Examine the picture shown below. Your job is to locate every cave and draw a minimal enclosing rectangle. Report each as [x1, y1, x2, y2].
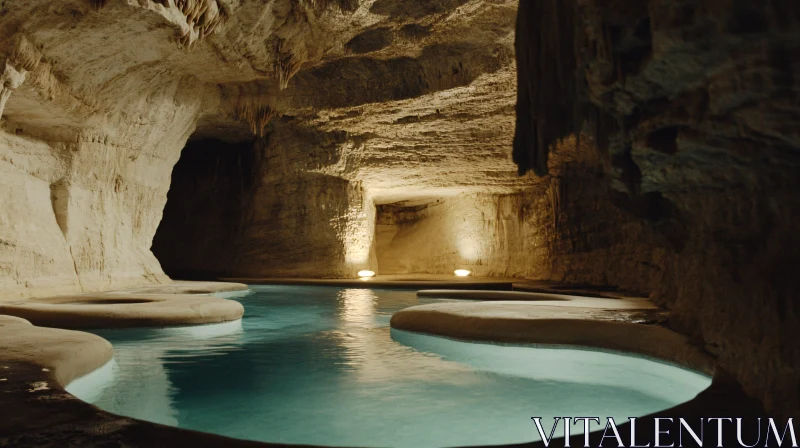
[0, 0, 798, 447]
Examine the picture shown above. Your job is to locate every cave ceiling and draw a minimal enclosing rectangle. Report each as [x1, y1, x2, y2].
[0, 0, 524, 204]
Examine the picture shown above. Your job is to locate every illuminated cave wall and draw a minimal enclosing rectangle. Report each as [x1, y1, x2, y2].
[0, 75, 201, 300]
[157, 127, 659, 290]
[375, 195, 528, 277]
[376, 143, 659, 290]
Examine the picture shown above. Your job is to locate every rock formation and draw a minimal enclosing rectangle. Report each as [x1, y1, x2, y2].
[0, 0, 797, 421]
[0, 0, 520, 290]
[514, 0, 800, 420]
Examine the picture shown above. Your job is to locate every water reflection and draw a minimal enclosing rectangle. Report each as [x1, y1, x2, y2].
[332, 288, 477, 385]
[68, 320, 243, 426]
[337, 288, 377, 327]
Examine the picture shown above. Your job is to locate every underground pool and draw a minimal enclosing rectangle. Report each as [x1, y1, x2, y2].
[66, 285, 711, 447]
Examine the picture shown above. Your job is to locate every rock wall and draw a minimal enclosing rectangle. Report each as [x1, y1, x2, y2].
[157, 122, 658, 287]
[375, 195, 523, 277]
[514, 0, 800, 419]
[375, 141, 659, 290]
[0, 0, 519, 296]
[0, 77, 203, 299]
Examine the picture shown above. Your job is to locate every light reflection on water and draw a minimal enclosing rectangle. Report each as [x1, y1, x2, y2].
[67, 286, 710, 448]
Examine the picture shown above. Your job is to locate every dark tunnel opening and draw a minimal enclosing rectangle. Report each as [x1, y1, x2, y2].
[152, 138, 259, 280]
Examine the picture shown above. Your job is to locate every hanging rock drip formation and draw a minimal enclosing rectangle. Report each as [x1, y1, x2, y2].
[88, 0, 228, 48]
[173, 0, 229, 48]
[235, 101, 279, 137]
[273, 38, 304, 90]
[512, 0, 579, 177]
[0, 63, 25, 120]
[0, 37, 41, 119]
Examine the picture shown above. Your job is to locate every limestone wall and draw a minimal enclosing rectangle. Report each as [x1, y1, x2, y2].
[376, 194, 538, 277]
[0, 78, 202, 299]
[0, 0, 520, 294]
[375, 144, 659, 291]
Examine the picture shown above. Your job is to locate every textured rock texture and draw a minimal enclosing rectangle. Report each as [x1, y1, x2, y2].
[153, 127, 378, 278]
[514, 0, 800, 419]
[0, 77, 201, 299]
[0, 0, 520, 289]
[1, 0, 797, 420]
[374, 142, 658, 287]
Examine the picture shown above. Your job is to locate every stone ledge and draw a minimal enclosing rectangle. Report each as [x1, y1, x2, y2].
[417, 289, 656, 306]
[0, 292, 244, 329]
[111, 280, 249, 295]
[0, 315, 111, 388]
[390, 299, 714, 375]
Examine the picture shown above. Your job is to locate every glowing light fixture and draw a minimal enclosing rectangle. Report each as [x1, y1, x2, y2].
[358, 270, 376, 279]
[454, 269, 471, 277]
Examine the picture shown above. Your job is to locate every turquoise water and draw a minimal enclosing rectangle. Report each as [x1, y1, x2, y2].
[67, 285, 711, 447]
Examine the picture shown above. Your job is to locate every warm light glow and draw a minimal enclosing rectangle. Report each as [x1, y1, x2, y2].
[454, 269, 471, 277]
[358, 270, 376, 278]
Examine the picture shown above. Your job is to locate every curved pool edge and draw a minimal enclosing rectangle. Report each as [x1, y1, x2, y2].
[387, 302, 769, 447]
[388, 328, 712, 382]
[389, 302, 715, 376]
[0, 293, 245, 330]
[459, 369, 768, 448]
[0, 314, 321, 448]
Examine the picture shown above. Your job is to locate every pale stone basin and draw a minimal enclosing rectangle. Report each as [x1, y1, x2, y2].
[0, 289, 245, 329]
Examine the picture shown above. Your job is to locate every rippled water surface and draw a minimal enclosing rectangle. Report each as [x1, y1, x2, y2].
[67, 285, 710, 447]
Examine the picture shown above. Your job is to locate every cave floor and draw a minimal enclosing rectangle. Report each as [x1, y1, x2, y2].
[219, 275, 647, 299]
[220, 274, 520, 290]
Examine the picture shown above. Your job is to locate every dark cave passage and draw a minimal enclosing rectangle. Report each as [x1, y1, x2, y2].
[152, 138, 259, 280]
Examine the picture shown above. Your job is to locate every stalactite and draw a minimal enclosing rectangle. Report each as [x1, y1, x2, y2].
[0, 62, 27, 120]
[235, 101, 279, 137]
[88, 0, 110, 9]
[513, 0, 582, 177]
[171, 0, 229, 49]
[273, 39, 303, 90]
[292, 0, 359, 13]
[514, 0, 628, 177]
[10, 36, 41, 72]
[86, 0, 227, 48]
